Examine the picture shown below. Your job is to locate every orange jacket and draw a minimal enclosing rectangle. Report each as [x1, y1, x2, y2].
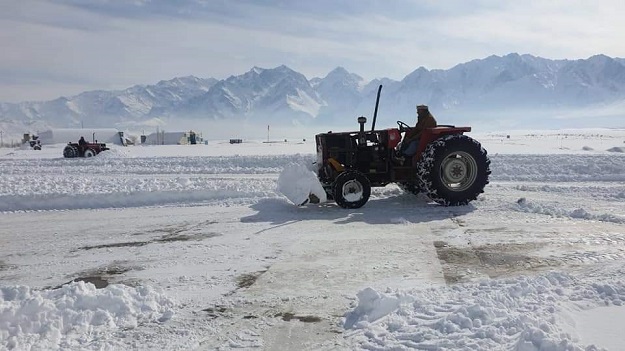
[405, 111, 437, 141]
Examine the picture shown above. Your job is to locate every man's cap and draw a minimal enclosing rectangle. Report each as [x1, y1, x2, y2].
[416, 104, 429, 111]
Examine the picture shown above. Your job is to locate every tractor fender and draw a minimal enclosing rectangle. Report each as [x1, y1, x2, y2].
[416, 126, 472, 161]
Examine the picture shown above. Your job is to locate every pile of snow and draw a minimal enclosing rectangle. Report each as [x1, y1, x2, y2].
[607, 147, 625, 153]
[0, 282, 174, 350]
[276, 162, 327, 206]
[345, 272, 625, 350]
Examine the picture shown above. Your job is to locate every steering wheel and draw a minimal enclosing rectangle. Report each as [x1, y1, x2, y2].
[397, 120, 412, 133]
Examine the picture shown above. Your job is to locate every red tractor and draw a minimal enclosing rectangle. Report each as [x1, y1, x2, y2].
[315, 85, 491, 208]
[63, 140, 110, 158]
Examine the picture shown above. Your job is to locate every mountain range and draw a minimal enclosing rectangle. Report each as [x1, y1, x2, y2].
[2, 53, 625, 141]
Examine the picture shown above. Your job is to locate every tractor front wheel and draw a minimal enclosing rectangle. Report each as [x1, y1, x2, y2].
[333, 170, 371, 209]
[84, 148, 96, 157]
[417, 134, 490, 206]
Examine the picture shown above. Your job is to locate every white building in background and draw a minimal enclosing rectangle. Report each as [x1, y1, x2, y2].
[38, 128, 126, 145]
[143, 131, 201, 145]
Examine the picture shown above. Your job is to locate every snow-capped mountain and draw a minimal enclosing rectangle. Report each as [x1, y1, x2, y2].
[0, 76, 217, 131]
[2, 53, 625, 138]
[177, 65, 324, 125]
[311, 67, 365, 125]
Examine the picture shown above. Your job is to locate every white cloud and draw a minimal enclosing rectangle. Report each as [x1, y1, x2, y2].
[1, 0, 625, 102]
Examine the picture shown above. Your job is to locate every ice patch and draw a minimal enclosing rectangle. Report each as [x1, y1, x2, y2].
[560, 305, 625, 350]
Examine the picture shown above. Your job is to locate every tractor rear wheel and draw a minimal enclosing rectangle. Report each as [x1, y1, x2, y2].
[417, 134, 490, 206]
[63, 145, 78, 158]
[333, 170, 371, 209]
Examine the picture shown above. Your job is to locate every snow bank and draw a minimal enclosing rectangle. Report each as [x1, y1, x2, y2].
[1, 152, 624, 212]
[0, 282, 174, 350]
[0, 154, 309, 211]
[516, 197, 625, 224]
[1, 136, 624, 213]
[491, 154, 625, 182]
[346, 272, 625, 350]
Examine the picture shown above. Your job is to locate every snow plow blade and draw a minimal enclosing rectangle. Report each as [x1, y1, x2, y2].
[277, 163, 327, 206]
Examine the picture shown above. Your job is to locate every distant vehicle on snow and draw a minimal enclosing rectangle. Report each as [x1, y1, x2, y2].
[63, 136, 109, 158]
[22, 134, 42, 150]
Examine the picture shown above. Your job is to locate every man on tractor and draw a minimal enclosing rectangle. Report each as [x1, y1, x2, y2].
[78, 136, 87, 152]
[395, 104, 437, 163]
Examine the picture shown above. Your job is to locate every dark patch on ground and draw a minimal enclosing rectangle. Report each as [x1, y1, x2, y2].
[450, 216, 467, 227]
[55, 265, 132, 289]
[77, 232, 221, 251]
[236, 270, 267, 289]
[433, 241, 448, 249]
[157, 232, 221, 243]
[435, 241, 559, 284]
[275, 312, 322, 323]
[0, 260, 17, 271]
[116, 278, 143, 287]
[80, 241, 150, 250]
[69, 276, 110, 289]
[465, 227, 528, 235]
[143, 220, 219, 236]
[202, 306, 228, 319]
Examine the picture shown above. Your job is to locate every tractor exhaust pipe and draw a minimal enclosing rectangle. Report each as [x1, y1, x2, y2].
[370, 85, 382, 132]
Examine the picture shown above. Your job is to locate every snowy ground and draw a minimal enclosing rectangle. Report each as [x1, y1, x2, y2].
[1, 129, 625, 350]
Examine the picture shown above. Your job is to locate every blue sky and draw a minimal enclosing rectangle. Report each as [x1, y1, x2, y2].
[1, 0, 624, 102]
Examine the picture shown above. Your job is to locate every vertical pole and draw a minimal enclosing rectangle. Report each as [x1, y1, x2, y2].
[267, 125, 270, 142]
[371, 84, 383, 132]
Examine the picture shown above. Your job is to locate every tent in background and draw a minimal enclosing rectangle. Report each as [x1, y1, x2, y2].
[38, 128, 125, 146]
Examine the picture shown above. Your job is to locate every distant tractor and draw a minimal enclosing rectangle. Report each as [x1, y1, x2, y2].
[63, 140, 109, 158]
[22, 134, 42, 150]
[314, 85, 491, 208]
